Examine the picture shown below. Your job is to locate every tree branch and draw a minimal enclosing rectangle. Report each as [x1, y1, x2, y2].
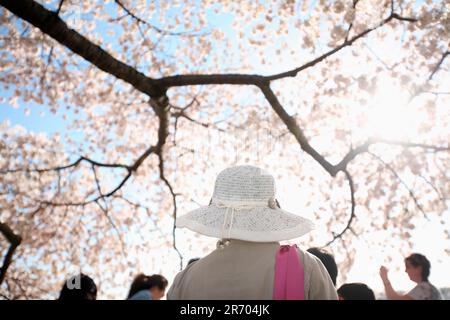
[375, 139, 450, 152]
[151, 96, 184, 270]
[55, 0, 64, 15]
[322, 169, 356, 247]
[334, 138, 449, 174]
[94, 199, 126, 257]
[33, 146, 157, 208]
[0, 156, 131, 174]
[0, 0, 165, 98]
[157, 152, 183, 271]
[0, 222, 22, 285]
[428, 50, 449, 81]
[1, 0, 445, 264]
[258, 83, 337, 175]
[39, 45, 54, 88]
[266, 10, 417, 81]
[258, 83, 449, 178]
[1, 0, 421, 103]
[418, 174, 445, 202]
[157, 73, 268, 88]
[344, 0, 360, 42]
[171, 109, 227, 133]
[112, 195, 171, 241]
[369, 152, 428, 219]
[268, 13, 404, 81]
[333, 139, 374, 174]
[114, 0, 199, 37]
[391, 13, 418, 23]
[2, 0, 422, 98]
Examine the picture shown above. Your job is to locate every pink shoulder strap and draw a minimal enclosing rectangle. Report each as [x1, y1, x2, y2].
[273, 244, 304, 300]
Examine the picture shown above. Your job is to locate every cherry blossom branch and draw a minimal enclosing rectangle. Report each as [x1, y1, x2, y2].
[0, 222, 22, 285]
[0, 0, 164, 98]
[114, 0, 202, 37]
[170, 96, 199, 114]
[0, 0, 421, 95]
[0, 156, 131, 174]
[0, 293, 10, 300]
[322, 169, 356, 247]
[171, 96, 201, 144]
[363, 42, 400, 70]
[369, 152, 428, 219]
[390, 13, 418, 23]
[427, 91, 450, 96]
[403, 49, 450, 102]
[39, 44, 54, 88]
[3, 274, 46, 299]
[4, 277, 27, 299]
[171, 105, 227, 134]
[55, 0, 64, 15]
[374, 139, 450, 152]
[90, 164, 125, 250]
[111, 195, 171, 240]
[259, 84, 449, 179]
[111, 195, 151, 216]
[29, 147, 155, 207]
[114, 0, 160, 31]
[417, 174, 445, 202]
[257, 84, 444, 243]
[344, 0, 359, 42]
[266, 11, 417, 81]
[258, 83, 337, 174]
[150, 96, 184, 270]
[429, 50, 449, 80]
[158, 152, 183, 270]
[93, 199, 126, 256]
[1, 0, 445, 248]
[112, 196, 166, 230]
[333, 139, 449, 175]
[157, 73, 268, 88]
[3, 106, 163, 211]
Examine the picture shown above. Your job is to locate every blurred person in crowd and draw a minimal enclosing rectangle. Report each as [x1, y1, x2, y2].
[337, 283, 376, 300]
[307, 247, 338, 286]
[127, 274, 168, 300]
[380, 253, 442, 300]
[58, 273, 97, 300]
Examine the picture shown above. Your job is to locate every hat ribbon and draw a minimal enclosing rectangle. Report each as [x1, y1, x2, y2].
[213, 200, 271, 240]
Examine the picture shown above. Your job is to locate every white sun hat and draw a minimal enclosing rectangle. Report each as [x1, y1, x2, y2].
[176, 165, 314, 242]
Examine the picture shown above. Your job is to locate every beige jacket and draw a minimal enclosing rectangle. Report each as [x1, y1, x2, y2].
[167, 240, 337, 300]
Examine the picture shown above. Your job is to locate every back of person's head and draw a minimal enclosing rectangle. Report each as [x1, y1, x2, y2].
[127, 273, 168, 299]
[337, 283, 376, 300]
[188, 258, 200, 266]
[307, 247, 338, 286]
[58, 273, 97, 300]
[405, 253, 431, 282]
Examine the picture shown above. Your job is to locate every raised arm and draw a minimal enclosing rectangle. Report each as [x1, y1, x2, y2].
[379, 266, 413, 300]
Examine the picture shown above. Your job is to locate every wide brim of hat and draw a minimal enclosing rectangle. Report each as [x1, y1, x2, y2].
[176, 205, 315, 242]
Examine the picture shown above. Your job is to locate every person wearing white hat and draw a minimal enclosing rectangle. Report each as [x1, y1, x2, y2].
[167, 165, 338, 300]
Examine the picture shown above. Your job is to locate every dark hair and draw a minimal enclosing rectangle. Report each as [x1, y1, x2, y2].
[405, 253, 431, 282]
[337, 283, 376, 300]
[127, 274, 168, 299]
[188, 258, 200, 266]
[58, 273, 97, 300]
[307, 248, 338, 286]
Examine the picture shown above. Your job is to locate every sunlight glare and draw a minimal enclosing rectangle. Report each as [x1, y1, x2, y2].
[364, 77, 423, 141]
